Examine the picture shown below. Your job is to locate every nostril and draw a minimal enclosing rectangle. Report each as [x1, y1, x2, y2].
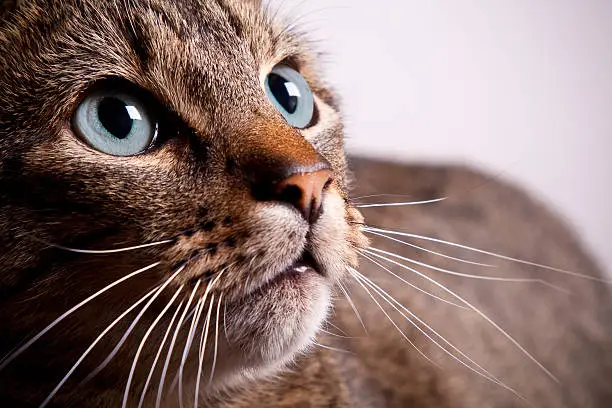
[323, 177, 333, 191]
[277, 184, 303, 207]
[307, 194, 324, 224]
[273, 169, 332, 223]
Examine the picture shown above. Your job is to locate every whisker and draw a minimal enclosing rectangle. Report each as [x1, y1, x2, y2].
[360, 252, 467, 308]
[177, 269, 226, 407]
[180, 303, 199, 329]
[222, 299, 229, 344]
[364, 226, 611, 283]
[336, 281, 367, 334]
[178, 296, 205, 408]
[346, 269, 438, 367]
[362, 248, 559, 383]
[348, 268, 530, 404]
[39, 286, 159, 408]
[138, 299, 185, 408]
[0, 262, 161, 372]
[355, 197, 447, 208]
[82, 263, 189, 383]
[352, 193, 428, 201]
[351, 269, 498, 378]
[350, 268, 483, 372]
[366, 247, 570, 293]
[122, 286, 184, 408]
[324, 322, 350, 338]
[40, 240, 174, 254]
[364, 229, 494, 267]
[319, 329, 359, 339]
[194, 295, 215, 408]
[156, 281, 202, 408]
[208, 293, 223, 387]
[312, 341, 354, 355]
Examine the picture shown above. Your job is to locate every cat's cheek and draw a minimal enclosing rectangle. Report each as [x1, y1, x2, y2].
[345, 206, 370, 264]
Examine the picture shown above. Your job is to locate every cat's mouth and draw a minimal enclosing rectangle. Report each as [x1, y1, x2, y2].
[282, 250, 321, 276]
[260, 250, 323, 290]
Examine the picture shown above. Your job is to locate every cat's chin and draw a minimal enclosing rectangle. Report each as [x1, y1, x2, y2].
[202, 201, 367, 393]
[203, 269, 331, 392]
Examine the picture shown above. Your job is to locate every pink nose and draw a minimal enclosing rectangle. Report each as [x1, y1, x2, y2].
[273, 169, 332, 223]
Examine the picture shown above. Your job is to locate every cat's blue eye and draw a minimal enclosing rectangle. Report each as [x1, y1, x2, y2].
[265, 65, 314, 129]
[73, 91, 158, 156]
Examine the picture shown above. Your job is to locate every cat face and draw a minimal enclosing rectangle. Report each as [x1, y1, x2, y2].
[0, 0, 367, 404]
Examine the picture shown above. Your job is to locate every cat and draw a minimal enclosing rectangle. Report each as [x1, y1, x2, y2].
[0, 0, 610, 407]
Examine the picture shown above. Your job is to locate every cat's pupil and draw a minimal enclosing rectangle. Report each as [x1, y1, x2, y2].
[267, 73, 298, 114]
[98, 97, 134, 139]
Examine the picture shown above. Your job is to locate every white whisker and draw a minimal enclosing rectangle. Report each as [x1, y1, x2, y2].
[324, 322, 350, 338]
[348, 267, 530, 404]
[351, 268, 484, 372]
[83, 263, 188, 383]
[336, 281, 367, 334]
[365, 229, 494, 267]
[364, 226, 610, 283]
[362, 248, 559, 383]
[156, 281, 202, 408]
[222, 299, 229, 344]
[178, 296, 205, 408]
[312, 341, 354, 355]
[360, 252, 467, 308]
[180, 303, 199, 330]
[208, 294, 223, 386]
[352, 193, 424, 201]
[352, 269, 497, 377]
[194, 295, 215, 408]
[0, 262, 160, 371]
[43, 240, 174, 254]
[138, 300, 185, 408]
[39, 286, 159, 408]
[346, 268, 438, 367]
[177, 269, 226, 407]
[319, 329, 358, 339]
[366, 246, 570, 292]
[122, 286, 184, 408]
[356, 197, 446, 208]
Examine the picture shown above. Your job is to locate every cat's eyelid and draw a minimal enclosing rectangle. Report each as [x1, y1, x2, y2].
[260, 55, 304, 84]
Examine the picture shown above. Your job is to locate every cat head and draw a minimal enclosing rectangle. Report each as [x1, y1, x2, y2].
[0, 0, 367, 404]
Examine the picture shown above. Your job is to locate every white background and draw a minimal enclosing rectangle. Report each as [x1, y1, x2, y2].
[270, 0, 612, 275]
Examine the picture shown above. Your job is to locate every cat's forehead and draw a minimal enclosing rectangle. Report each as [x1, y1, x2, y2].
[0, 0, 316, 130]
[114, 0, 298, 68]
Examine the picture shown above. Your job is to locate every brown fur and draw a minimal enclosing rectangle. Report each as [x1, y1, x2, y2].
[0, 1, 610, 407]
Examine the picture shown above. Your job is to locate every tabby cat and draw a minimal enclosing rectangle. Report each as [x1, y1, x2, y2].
[0, 0, 610, 407]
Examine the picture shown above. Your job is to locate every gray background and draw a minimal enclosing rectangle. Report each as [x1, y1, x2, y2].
[270, 0, 611, 274]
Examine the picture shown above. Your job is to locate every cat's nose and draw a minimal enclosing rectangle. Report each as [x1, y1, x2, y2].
[227, 117, 334, 223]
[273, 168, 332, 223]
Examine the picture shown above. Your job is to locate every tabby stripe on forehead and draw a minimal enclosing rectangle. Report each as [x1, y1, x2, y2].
[149, 3, 187, 40]
[123, 16, 152, 71]
[216, 1, 244, 39]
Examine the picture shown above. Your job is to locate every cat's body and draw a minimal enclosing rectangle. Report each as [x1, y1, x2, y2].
[0, 1, 610, 407]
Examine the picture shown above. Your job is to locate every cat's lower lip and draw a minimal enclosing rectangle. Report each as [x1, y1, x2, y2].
[234, 251, 324, 298]
[274, 251, 322, 284]
[293, 251, 320, 272]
